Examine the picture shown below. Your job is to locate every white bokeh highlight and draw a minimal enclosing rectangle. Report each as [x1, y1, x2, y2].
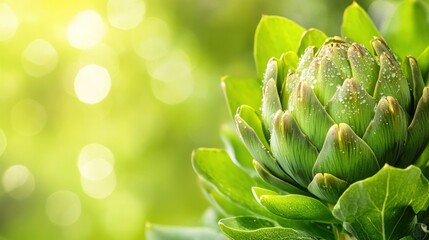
[107, 0, 145, 30]
[74, 64, 111, 104]
[2, 165, 35, 200]
[0, 3, 19, 41]
[67, 10, 105, 49]
[46, 190, 81, 226]
[22, 39, 58, 77]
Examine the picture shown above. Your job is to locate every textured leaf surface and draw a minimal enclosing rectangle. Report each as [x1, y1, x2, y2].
[146, 224, 224, 240]
[254, 15, 305, 78]
[253, 189, 337, 223]
[219, 216, 316, 240]
[192, 148, 268, 215]
[333, 165, 429, 240]
[221, 76, 262, 117]
[342, 2, 381, 51]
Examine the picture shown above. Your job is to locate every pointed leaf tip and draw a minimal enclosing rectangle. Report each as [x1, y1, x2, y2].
[342, 2, 381, 51]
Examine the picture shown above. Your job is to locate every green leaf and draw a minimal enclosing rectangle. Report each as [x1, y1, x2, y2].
[221, 124, 254, 171]
[253, 189, 338, 223]
[308, 173, 349, 205]
[192, 148, 268, 216]
[252, 160, 310, 196]
[221, 76, 262, 118]
[347, 42, 379, 96]
[313, 123, 380, 183]
[235, 105, 293, 181]
[326, 79, 376, 137]
[254, 15, 305, 78]
[333, 165, 429, 240]
[372, 38, 411, 113]
[192, 149, 334, 239]
[382, 0, 429, 59]
[297, 28, 328, 56]
[362, 96, 408, 166]
[219, 216, 316, 240]
[403, 56, 425, 111]
[262, 78, 282, 134]
[287, 81, 336, 150]
[270, 110, 319, 187]
[342, 2, 381, 51]
[146, 223, 224, 240]
[398, 87, 429, 167]
[200, 180, 251, 217]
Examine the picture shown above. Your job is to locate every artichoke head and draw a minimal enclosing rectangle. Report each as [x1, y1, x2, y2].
[235, 37, 429, 204]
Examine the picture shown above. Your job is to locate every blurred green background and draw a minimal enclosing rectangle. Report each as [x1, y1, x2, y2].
[0, 0, 405, 239]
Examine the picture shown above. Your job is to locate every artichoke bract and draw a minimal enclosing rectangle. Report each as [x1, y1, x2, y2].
[235, 37, 429, 204]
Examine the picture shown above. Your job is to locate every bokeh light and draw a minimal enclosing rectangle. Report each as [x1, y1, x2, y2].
[81, 172, 116, 199]
[0, 3, 19, 41]
[2, 165, 35, 200]
[67, 10, 105, 50]
[107, 0, 145, 30]
[148, 50, 194, 105]
[74, 64, 111, 104]
[22, 39, 58, 77]
[46, 190, 81, 226]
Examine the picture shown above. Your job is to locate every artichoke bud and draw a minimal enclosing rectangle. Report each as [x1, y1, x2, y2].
[373, 51, 411, 113]
[326, 79, 376, 137]
[362, 96, 408, 166]
[313, 123, 379, 183]
[262, 78, 282, 134]
[403, 56, 425, 112]
[296, 46, 315, 74]
[263, 58, 279, 85]
[347, 43, 379, 95]
[307, 173, 349, 204]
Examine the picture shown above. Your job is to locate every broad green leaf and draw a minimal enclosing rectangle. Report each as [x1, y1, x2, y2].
[146, 223, 224, 240]
[219, 216, 316, 240]
[254, 15, 305, 78]
[382, 0, 429, 59]
[220, 124, 254, 171]
[313, 123, 380, 183]
[297, 28, 327, 56]
[200, 180, 251, 217]
[192, 148, 269, 216]
[253, 188, 338, 223]
[342, 2, 381, 51]
[221, 76, 262, 118]
[333, 165, 429, 240]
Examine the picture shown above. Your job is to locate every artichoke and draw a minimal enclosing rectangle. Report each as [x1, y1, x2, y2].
[145, 1, 429, 240]
[236, 36, 429, 205]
